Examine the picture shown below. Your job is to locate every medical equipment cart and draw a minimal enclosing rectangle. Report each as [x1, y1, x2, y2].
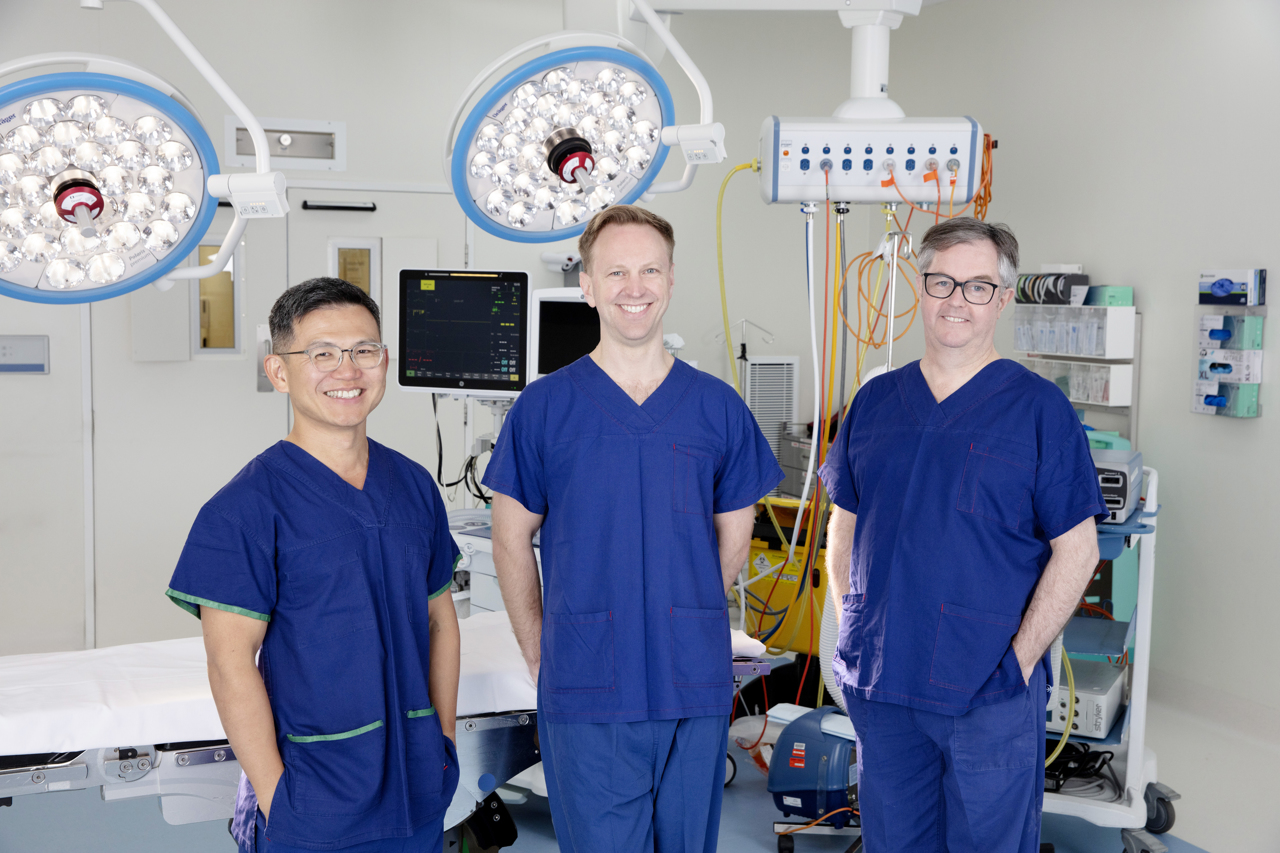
[1043, 467, 1180, 853]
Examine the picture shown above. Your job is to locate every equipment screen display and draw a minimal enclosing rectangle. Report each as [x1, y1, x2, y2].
[399, 269, 527, 394]
[538, 300, 600, 375]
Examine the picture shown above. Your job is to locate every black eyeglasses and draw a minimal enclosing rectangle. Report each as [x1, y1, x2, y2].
[278, 343, 387, 372]
[922, 273, 1000, 305]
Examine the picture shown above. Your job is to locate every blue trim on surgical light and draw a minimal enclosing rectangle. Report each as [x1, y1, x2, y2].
[0, 72, 219, 305]
[451, 46, 675, 244]
[965, 115, 977, 203]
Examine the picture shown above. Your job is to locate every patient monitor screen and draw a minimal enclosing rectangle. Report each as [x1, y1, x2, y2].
[538, 300, 600, 375]
[399, 269, 528, 394]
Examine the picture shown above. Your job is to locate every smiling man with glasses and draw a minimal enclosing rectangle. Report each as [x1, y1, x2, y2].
[819, 219, 1108, 852]
[166, 277, 462, 853]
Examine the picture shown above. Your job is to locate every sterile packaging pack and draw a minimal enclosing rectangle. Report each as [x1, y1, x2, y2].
[1199, 314, 1265, 351]
[1197, 348, 1263, 384]
[1192, 379, 1259, 417]
[1198, 269, 1266, 306]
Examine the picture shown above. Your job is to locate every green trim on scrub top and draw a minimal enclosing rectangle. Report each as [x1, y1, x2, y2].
[428, 578, 454, 600]
[286, 719, 384, 743]
[166, 588, 271, 622]
[406, 707, 436, 718]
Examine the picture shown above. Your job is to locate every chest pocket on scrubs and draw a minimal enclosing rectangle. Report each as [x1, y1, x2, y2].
[956, 443, 1035, 531]
[673, 444, 720, 516]
[286, 719, 386, 815]
[282, 553, 376, 649]
[543, 611, 615, 693]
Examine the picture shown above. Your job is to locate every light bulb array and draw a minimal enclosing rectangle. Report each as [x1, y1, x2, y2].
[0, 73, 217, 303]
[452, 47, 674, 243]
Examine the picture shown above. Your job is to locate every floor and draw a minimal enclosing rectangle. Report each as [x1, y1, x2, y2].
[0, 700, 1273, 852]
[499, 739, 1214, 853]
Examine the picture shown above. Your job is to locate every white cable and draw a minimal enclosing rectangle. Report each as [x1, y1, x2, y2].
[785, 205, 822, 576]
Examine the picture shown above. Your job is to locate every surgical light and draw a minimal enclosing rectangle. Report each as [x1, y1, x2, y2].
[0, 74, 217, 300]
[444, 0, 725, 243]
[0, 0, 289, 305]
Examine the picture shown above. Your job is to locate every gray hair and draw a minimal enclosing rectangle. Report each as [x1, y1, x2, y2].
[269, 277, 381, 353]
[916, 217, 1019, 290]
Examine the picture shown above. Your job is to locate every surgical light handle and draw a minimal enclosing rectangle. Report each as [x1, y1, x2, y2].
[81, 0, 288, 283]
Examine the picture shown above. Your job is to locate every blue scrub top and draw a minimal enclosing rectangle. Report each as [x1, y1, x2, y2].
[820, 360, 1107, 716]
[482, 356, 783, 725]
[166, 440, 461, 850]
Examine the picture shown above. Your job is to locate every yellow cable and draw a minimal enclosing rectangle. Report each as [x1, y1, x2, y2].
[1046, 651, 1075, 767]
[716, 161, 758, 396]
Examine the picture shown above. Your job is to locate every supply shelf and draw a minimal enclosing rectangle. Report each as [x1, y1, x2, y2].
[1043, 468, 1179, 853]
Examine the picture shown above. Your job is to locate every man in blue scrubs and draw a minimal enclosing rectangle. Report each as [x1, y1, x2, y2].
[484, 205, 783, 853]
[821, 218, 1107, 852]
[166, 278, 461, 852]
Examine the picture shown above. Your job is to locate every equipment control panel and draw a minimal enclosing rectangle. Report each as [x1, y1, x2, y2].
[758, 116, 981, 205]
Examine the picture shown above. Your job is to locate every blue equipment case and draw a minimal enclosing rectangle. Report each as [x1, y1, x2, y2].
[767, 707, 857, 830]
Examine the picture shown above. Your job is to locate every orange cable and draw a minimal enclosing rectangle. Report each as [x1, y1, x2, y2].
[777, 808, 857, 836]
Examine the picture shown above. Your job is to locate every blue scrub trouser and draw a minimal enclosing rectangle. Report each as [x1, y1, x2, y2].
[250, 808, 443, 853]
[538, 713, 731, 853]
[842, 665, 1046, 853]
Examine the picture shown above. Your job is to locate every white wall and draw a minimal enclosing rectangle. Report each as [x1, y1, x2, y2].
[883, 0, 1280, 735]
[2, 0, 1276, 745]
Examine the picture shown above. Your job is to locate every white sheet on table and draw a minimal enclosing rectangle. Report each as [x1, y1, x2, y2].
[0, 637, 222, 755]
[455, 610, 536, 717]
[0, 611, 537, 755]
[730, 629, 766, 658]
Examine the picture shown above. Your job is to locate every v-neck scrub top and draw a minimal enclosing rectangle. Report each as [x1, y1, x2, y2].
[482, 357, 784, 724]
[166, 440, 461, 850]
[819, 360, 1107, 716]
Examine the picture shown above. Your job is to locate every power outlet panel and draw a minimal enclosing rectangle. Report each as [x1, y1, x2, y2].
[759, 116, 981, 205]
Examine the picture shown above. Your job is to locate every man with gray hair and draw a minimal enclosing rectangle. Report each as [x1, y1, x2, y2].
[820, 217, 1107, 851]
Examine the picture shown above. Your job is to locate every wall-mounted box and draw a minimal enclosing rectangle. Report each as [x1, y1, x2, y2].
[0, 335, 49, 374]
[1013, 305, 1135, 360]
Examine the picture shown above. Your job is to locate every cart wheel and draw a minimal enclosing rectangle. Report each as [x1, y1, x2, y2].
[777, 833, 795, 853]
[1145, 798, 1175, 834]
[724, 752, 737, 787]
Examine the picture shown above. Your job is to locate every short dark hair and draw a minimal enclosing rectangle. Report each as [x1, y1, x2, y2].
[269, 277, 380, 353]
[577, 204, 675, 273]
[917, 217, 1019, 290]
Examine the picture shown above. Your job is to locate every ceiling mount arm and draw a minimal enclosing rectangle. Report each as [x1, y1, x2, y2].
[629, 0, 711, 125]
[81, 0, 271, 175]
[80, 0, 288, 285]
